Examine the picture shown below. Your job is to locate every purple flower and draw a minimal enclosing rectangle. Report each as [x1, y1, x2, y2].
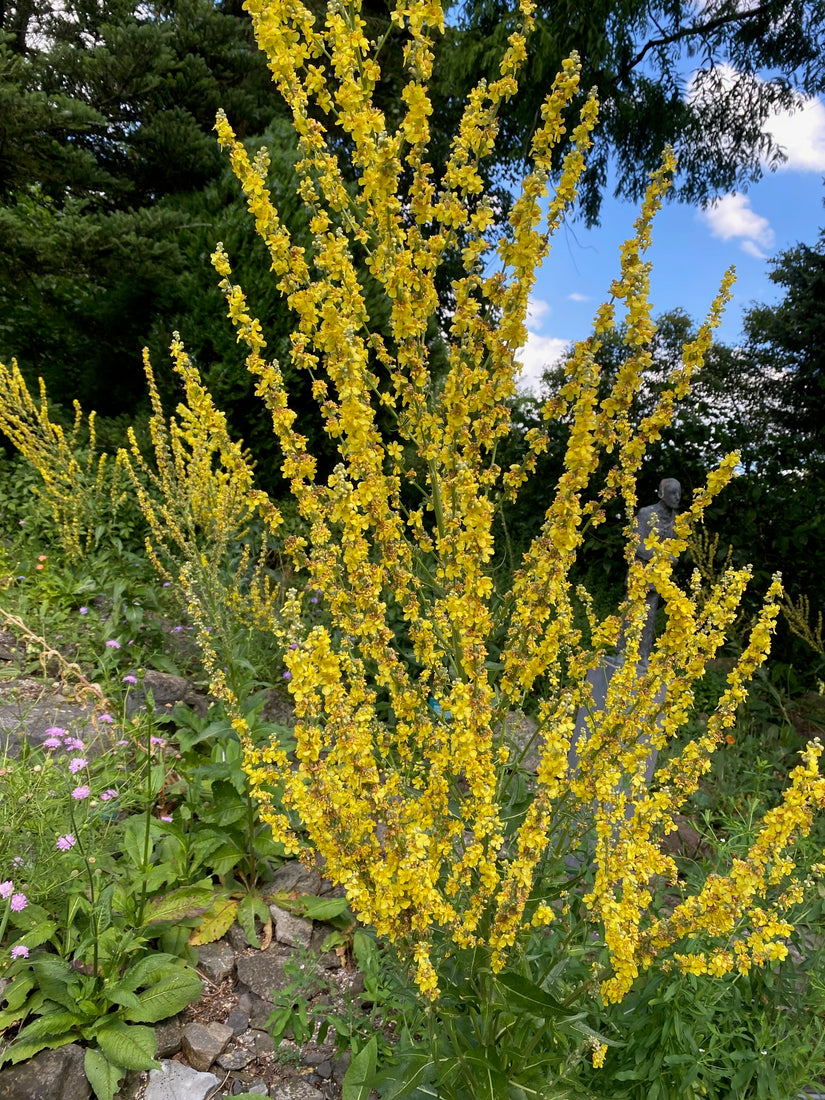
[10, 893, 27, 912]
[116, 739, 129, 746]
[162, 581, 170, 587]
[57, 834, 76, 851]
[0, 880, 13, 898]
[98, 713, 114, 724]
[65, 738, 85, 752]
[149, 737, 164, 747]
[282, 671, 292, 680]
[79, 606, 88, 615]
[68, 757, 88, 774]
[122, 674, 138, 685]
[12, 857, 23, 867]
[42, 737, 62, 749]
[44, 727, 67, 739]
[101, 789, 118, 801]
[310, 596, 318, 604]
[105, 639, 121, 649]
[159, 814, 173, 823]
[171, 625, 183, 634]
[72, 785, 91, 800]
[10, 945, 29, 960]
[290, 643, 298, 650]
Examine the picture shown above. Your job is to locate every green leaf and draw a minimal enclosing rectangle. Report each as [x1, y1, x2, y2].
[1, 975, 35, 1011]
[206, 779, 248, 825]
[494, 972, 568, 1019]
[237, 894, 268, 947]
[95, 1021, 159, 1071]
[375, 1052, 438, 1099]
[2, 1035, 77, 1066]
[143, 886, 215, 925]
[122, 968, 202, 1023]
[342, 1036, 377, 1100]
[190, 895, 239, 946]
[84, 1048, 124, 1100]
[101, 986, 142, 1011]
[111, 953, 180, 993]
[271, 892, 352, 923]
[15, 1010, 83, 1042]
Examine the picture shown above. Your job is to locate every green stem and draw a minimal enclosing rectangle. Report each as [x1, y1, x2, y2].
[135, 716, 155, 929]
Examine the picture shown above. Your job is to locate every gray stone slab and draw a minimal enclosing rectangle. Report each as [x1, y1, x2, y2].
[0, 1042, 90, 1100]
[144, 1060, 220, 1100]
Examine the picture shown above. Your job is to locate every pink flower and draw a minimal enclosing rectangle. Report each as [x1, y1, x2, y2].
[44, 726, 67, 739]
[116, 739, 129, 746]
[122, 674, 138, 685]
[0, 880, 13, 898]
[150, 737, 164, 747]
[65, 738, 85, 751]
[68, 757, 88, 774]
[79, 606, 88, 615]
[43, 737, 62, 749]
[101, 789, 118, 801]
[105, 640, 121, 649]
[10, 945, 29, 960]
[72, 786, 91, 800]
[57, 834, 76, 851]
[10, 893, 27, 912]
[98, 713, 114, 724]
[159, 815, 173, 823]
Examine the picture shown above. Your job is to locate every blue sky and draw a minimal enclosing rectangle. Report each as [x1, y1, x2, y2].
[516, 89, 825, 394]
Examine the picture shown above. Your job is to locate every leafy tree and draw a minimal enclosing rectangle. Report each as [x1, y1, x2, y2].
[440, 0, 825, 223]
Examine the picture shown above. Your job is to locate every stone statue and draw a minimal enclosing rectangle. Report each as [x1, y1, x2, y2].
[629, 477, 681, 663]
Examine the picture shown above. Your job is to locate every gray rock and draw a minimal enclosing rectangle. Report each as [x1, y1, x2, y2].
[144, 1060, 220, 1100]
[155, 1016, 183, 1057]
[0, 1042, 90, 1099]
[243, 1084, 268, 1097]
[225, 1008, 250, 1034]
[127, 671, 209, 717]
[269, 1081, 325, 1100]
[197, 940, 237, 983]
[264, 862, 324, 898]
[227, 923, 251, 952]
[250, 1030, 274, 1056]
[236, 945, 297, 1001]
[269, 904, 313, 950]
[331, 1053, 351, 1085]
[181, 1020, 234, 1072]
[216, 1047, 255, 1071]
[236, 991, 274, 1030]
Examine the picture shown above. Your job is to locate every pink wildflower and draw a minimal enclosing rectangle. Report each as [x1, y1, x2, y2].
[10, 893, 27, 912]
[72, 785, 91, 800]
[98, 713, 114, 724]
[0, 881, 13, 898]
[105, 640, 121, 649]
[10, 945, 29, 960]
[42, 737, 62, 749]
[68, 757, 88, 774]
[101, 789, 118, 801]
[122, 674, 138, 685]
[57, 835, 76, 851]
[65, 738, 85, 751]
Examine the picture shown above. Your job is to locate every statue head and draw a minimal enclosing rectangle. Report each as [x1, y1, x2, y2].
[658, 477, 681, 510]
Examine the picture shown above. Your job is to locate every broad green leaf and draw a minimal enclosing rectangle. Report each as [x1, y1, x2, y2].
[15, 1010, 83, 1042]
[237, 894, 269, 947]
[206, 779, 247, 825]
[375, 1052, 438, 1099]
[143, 886, 214, 925]
[571, 1021, 624, 1047]
[1, 975, 35, 1011]
[122, 969, 202, 1023]
[342, 1036, 377, 1100]
[271, 893, 352, 923]
[111, 953, 179, 993]
[95, 1021, 159, 1071]
[495, 973, 568, 1018]
[84, 1048, 124, 1100]
[2, 1035, 77, 1065]
[190, 895, 239, 946]
[101, 986, 141, 1011]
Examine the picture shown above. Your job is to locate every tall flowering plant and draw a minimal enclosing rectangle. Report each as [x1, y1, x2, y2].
[28, 0, 818, 1090]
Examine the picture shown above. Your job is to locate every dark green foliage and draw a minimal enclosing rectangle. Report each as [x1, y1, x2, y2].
[439, 0, 825, 224]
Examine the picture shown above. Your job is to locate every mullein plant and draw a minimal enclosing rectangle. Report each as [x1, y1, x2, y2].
[1, 0, 824, 1089]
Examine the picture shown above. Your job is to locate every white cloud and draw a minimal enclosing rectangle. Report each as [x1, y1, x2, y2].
[567, 292, 590, 303]
[526, 297, 551, 328]
[515, 333, 569, 394]
[765, 96, 825, 172]
[700, 193, 775, 258]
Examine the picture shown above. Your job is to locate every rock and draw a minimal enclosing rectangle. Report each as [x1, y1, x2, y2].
[236, 945, 297, 1001]
[236, 991, 274, 1030]
[181, 1021, 234, 1072]
[243, 1084, 268, 1097]
[197, 940, 237, 983]
[269, 904, 313, 950]
[155, 1016, 184, 1057]
[227, 923, 252, 952]
[127, 671, 209, 717]
[0, 1042, 90, 1099]
[331, 1053, 351, 1084]
[265, 862, 324, 898]
[216, 1047, 255, 1071]
[269, 1081, 325, 1100]
[225, 1008, 250, 1034]
[310, 926, 343, 969]
[144, 1060, 220, 1100]
[310, 1061, 332, 1079]
[250, 1030, 274, 1056]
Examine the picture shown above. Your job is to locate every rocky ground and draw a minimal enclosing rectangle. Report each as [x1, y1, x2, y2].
[0, 857, 370, 1100]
